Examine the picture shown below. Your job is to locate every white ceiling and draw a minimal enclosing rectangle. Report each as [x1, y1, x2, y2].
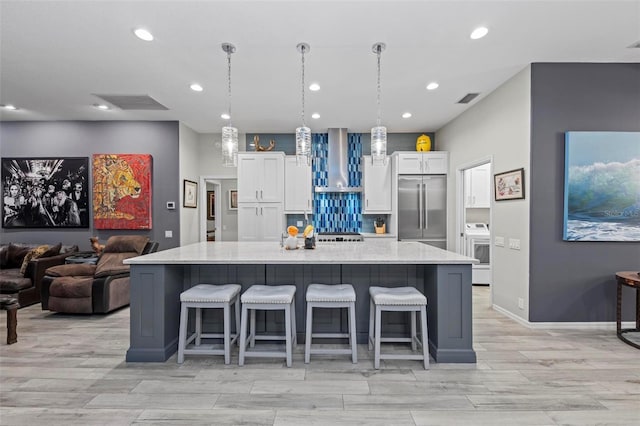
[1, 0, 638, 134]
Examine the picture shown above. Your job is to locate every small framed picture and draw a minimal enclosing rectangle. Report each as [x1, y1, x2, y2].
[494, 168, 525, 201]
[229, 189, 238, 210]
[207, 191, 215, 220]
[183, 180, 198, 208]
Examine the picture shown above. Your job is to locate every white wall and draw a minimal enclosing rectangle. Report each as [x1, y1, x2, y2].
[179, 123, 200, 246]
[437, 66, 531, 320]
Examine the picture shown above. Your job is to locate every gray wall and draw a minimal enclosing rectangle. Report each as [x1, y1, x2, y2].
[530, 63, 640, 322]
[0, 121, 180, 251]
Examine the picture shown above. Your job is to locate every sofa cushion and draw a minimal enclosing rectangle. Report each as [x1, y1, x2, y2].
[61, 245, 79, 254]
[6, 244, 33, 269]
[20, 245, 49, 275]
[45, 263, 96, 277]
[0, 269, 32, 292]
[103, 236, 149, 255]
[41, 243, 62, 258]
[49, 276, 94, 298]
[94, 252, 136, 278]
[0, 245, 8, 268]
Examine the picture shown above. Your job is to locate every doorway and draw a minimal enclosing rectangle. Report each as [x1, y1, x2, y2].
[456, 157, 493, 291]
[199, 177, 239, 242]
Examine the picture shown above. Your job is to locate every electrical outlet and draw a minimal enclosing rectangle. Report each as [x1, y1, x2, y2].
[518, 298, 524, 309]
[296, 221, 303, 227]
[509, 238, 521, 250]
[165, 230, 173, 238]
[494, 236, 504, 247]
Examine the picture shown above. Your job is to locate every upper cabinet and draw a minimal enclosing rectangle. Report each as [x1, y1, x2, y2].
[396, 152, 448, 175]
[464, 163, 491, 208]
[237, 152, 285, 203]
[284, 156, 312, 213]
[362, 155, 392, 213]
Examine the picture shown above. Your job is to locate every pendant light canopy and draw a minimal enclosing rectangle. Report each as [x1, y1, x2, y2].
[371, 42, 387, 164]
[295, 42, 311, 166]
[221, 42, 238, 168]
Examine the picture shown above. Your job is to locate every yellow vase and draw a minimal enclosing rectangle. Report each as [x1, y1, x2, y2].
[416, 134, 432, 152]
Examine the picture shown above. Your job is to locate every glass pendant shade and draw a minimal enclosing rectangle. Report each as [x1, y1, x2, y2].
[296, 126, 311, 166]
[371, 125, 387, 163]
[221, 126, 238, 167]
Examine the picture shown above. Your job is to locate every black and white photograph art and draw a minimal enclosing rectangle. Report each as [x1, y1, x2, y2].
[2, 157, 90, 228]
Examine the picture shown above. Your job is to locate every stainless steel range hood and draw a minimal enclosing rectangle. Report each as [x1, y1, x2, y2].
[314, 128, 363, 193]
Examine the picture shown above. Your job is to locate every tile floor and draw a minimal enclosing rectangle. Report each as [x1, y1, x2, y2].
[1, 287, 639, 425]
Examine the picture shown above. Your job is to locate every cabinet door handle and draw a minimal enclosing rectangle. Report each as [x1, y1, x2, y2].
[260, 190, 263, 200]
[255, 207, 258, 216]
[255, 190, 259, 200]
[473, 196, 476, 205]
[366, 199, 369, 207]
[261, 207, 263, 216]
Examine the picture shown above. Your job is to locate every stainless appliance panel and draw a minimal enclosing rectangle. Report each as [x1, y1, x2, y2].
[423, 175, 447, 240]
[398, 176, 423, 240]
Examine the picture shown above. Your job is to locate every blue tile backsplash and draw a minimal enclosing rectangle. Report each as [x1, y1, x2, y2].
[312, 133, 362, 233]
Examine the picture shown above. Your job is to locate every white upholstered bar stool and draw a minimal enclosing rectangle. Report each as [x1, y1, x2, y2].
[177, 284, 241, 365]
[368, 286, 429, 369]
[304, 283, 357, 364]
[238, 285, 297, 367]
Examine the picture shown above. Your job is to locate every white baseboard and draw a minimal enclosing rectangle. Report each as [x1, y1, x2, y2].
[491, 304, 635, 330]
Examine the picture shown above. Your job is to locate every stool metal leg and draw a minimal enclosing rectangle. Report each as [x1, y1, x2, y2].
[285, 303, 292, 367]
[305, 303, 313, 364]
[368, 298, 374, 351]
[234, 295, 241, 347]
[410, 311, 417, 351]
[420, 305, 429, 369]
[239, 304, 249, 366]
[291, 299, 297, 345]
[177, 303, 188, 364]
[223, 303, 231, 364]
[349, 301, 357, 363]
[250, 308, 256, 348]
[374, 304, 382, 369]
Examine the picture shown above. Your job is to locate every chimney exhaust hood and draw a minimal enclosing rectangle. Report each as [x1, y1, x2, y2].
[314, 128, 363, 193]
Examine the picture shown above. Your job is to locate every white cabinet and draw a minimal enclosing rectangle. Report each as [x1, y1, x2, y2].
[465, 163, 491, 208]
[362, 155, 392, 213]
[237, 152, 285, 241]
[396, 152, 448, 175]
[284, 156, 312, 213]
[237, 152, 284, 203]
[237, 203, 284, 241]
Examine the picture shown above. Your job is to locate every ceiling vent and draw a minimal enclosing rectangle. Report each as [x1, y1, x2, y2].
[93, 94, 169, 110]
[457, 93, 480, 104]
[628, 40, 640, 48]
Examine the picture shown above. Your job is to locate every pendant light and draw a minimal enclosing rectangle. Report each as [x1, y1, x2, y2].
[295, 42, 311, 166]
[221, 42, 238, 167]
[371, 42, 387, 165]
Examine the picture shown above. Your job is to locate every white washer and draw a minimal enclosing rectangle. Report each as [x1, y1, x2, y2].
[465, 223, 491, 285]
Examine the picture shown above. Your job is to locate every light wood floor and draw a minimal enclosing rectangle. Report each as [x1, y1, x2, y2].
[1, 286, 638, 425]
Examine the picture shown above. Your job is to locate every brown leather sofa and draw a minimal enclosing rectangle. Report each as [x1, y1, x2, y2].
[0, 243, 79, 307]
[41, 236, 158, 314]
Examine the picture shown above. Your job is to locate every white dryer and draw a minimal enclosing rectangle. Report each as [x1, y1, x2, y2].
[465, 223, 491, 285]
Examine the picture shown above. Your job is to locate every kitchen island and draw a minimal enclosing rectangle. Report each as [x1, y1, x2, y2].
[124, 240, 477, 363]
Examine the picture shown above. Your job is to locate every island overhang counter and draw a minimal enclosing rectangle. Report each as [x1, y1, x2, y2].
[124, 240, 478, 363]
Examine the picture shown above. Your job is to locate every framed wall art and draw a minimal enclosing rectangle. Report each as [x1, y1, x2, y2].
[494, 168, 525, 201]
[2, 157, 90, 228]
[207, 191, 215, 220]
[93, 154, 153, 230]
[563, 131, 640, 241]
[229, 189, 238, 210]
[183, 180, 197, 208]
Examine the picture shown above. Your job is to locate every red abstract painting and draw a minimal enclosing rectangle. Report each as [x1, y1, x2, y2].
[92, 154, 152, 229]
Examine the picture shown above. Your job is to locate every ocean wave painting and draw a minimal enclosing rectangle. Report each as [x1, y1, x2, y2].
[563, 132, 640, 241]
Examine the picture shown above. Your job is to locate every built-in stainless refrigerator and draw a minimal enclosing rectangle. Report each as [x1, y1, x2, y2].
[397, 175, 447, 249]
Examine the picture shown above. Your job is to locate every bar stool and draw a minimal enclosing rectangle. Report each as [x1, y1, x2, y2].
[238, 285, 297, 367]
[368, 286, 429, 369]
[305, 283, 357, 363]
[177, 284, 241, 365]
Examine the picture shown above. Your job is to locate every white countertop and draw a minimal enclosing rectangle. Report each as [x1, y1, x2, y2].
[125, 240, 478, 265]
[360, 233, 397, 239]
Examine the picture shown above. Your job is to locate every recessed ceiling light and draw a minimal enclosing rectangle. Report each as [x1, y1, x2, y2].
[220, 113, 230, 120]
[190, 83, 203, 92]
[93, 104, 110, 110]
[311, 113, 320, 119]
[426, 82, 439, 90]
[309, 83, 320, 91]
[134, 28, 154, 41]
[470, 27, 488, 40]
[402, 112, 412, 119]
[2, 104, 17, 110]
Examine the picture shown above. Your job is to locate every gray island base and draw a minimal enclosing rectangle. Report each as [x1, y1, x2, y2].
[124, 241, 477, 364]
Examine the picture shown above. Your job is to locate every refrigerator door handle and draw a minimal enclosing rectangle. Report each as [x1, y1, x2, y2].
[418, 182, 423, 230]
[423, 181, 428, 229]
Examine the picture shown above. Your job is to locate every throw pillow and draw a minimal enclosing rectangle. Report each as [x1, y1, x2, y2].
[41, 242, 62, 258]
[7, 244, 31, 269]
[102, 236, 149, 255]
[20, 245, 49, 275]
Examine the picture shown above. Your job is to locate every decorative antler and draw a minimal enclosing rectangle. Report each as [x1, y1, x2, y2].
[253, 135, 276, 152]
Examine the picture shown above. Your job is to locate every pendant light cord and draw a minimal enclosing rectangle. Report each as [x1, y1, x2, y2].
[376, 46, 382, 127]
[301, 45, 306, 127]
[227, 51, 232, 127]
